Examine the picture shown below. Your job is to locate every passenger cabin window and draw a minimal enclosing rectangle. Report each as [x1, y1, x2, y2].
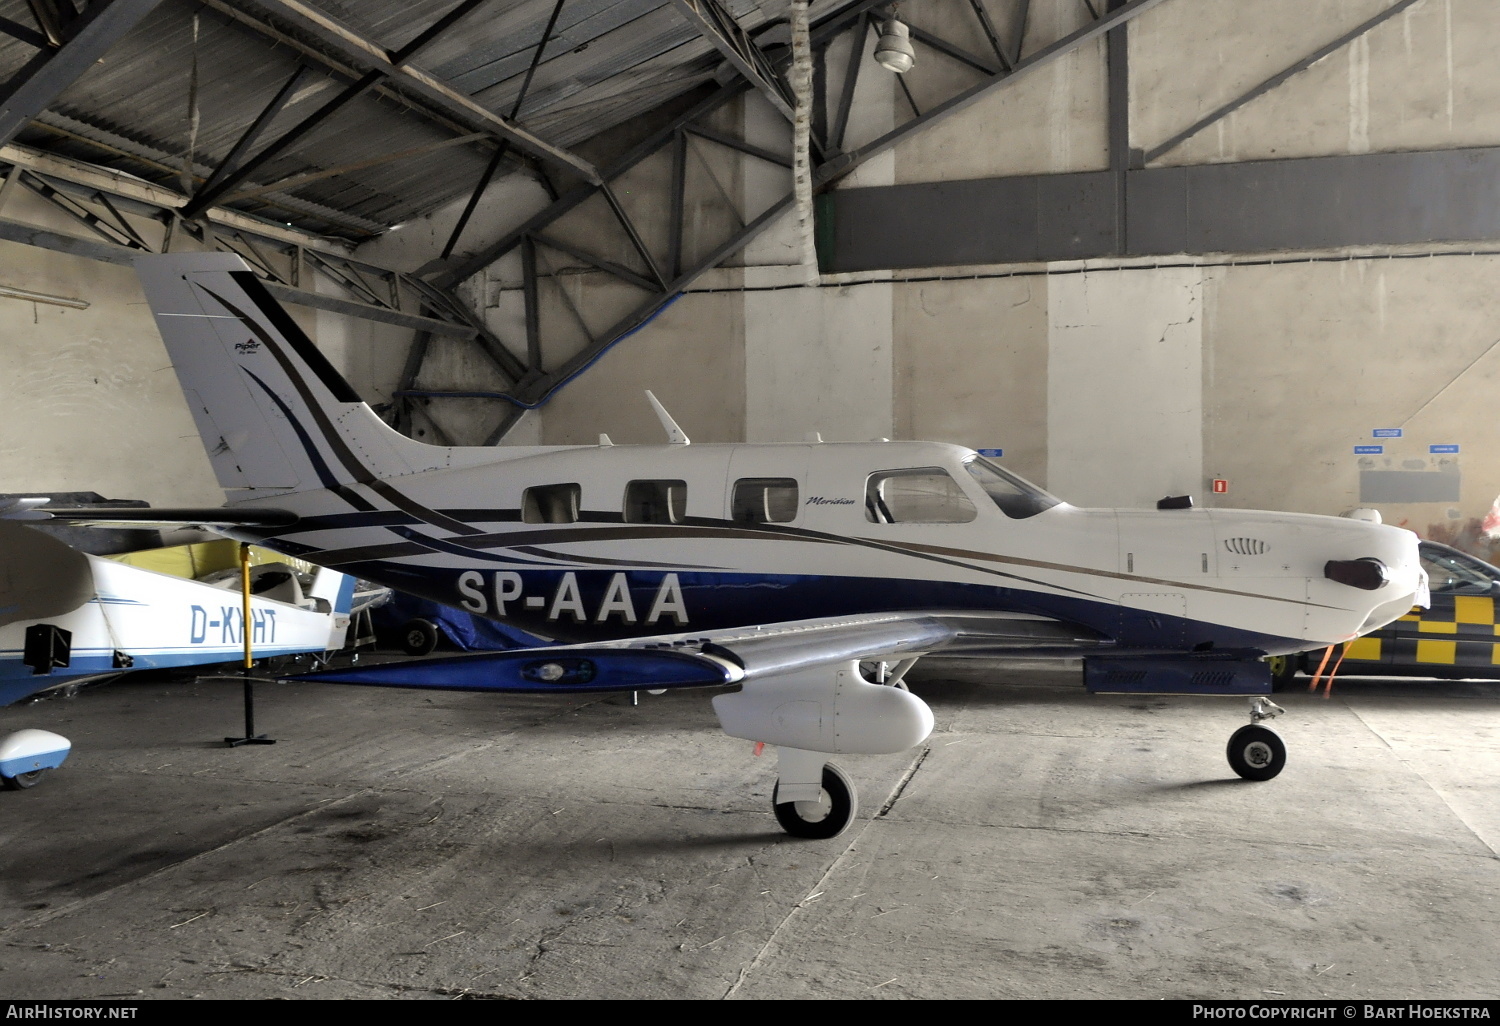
[865, 468, 977, 524]
[963, 456, 1060, 520]
[624, 480, 686, 524]
[523, 483, 581, 524]
[732, 478, 799, 524]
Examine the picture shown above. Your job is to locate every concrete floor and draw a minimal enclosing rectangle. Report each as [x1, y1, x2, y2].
[2, 661, 1499, 1000]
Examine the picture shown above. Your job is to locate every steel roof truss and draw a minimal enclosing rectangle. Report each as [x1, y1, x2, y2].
[192, 64, 313, 209]
[670, 0, 796, 122]
[19, 170, 149, 250]
[683, 123, 792, 168]
[531, 229, 660, 294]
[0, 14, 49, 49]
[237, 0, 600, 184]
[968, 0, 1013, 72]
[0, 0, 165, 149]
[440, 0, 566, 262]
[427, 0, 1178, 443]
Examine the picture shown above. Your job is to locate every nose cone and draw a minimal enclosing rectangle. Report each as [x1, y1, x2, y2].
[1209, 509, 1424, 645]
[1300, 516, 1425, 639]
[1341, 522, 1426, 636]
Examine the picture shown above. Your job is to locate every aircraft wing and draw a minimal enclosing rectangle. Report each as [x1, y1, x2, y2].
[288, 610, 1105, 694]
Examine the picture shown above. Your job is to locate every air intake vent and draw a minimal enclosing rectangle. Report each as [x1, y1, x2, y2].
[1102, 669, 1148, 685]
[1191, 670, 1235, 687]
[1224, 537, 1269, 555]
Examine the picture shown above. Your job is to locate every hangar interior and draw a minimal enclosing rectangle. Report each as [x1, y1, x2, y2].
[3, 0, 1500, 1001]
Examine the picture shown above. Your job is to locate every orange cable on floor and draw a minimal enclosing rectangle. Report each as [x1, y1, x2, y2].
[1320, 642, 1351, 698]
[1308, 645, 1335, 693]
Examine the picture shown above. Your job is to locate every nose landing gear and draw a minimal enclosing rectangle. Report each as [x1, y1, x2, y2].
[1227, 697, 1287, 780]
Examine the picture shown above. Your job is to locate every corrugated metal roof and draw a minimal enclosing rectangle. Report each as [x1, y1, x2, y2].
[0, 0, 849, 240]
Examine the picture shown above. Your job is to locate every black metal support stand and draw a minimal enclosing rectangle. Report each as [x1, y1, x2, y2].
[225, 542, 275, 747]
[225, 669, 276, 747]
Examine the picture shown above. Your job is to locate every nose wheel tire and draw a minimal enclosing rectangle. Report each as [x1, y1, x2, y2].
[1227, 724, 1286, 781]
[772, 764, 858, 839]
[2, 769, 47, 790]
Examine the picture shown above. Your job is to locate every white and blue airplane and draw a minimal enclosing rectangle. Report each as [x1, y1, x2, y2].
[37, 253, 1426, 836]
[0, 514, 357, 788]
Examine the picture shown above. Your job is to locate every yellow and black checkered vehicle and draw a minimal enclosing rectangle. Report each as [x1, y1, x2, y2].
[1300, 540, 1500, 680]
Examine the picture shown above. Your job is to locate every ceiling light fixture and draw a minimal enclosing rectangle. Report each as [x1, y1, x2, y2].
[874, 15, 915, 74]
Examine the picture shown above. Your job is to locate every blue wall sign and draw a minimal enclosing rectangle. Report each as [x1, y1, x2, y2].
[1372, 428, 1403, 438]
[1430, 444, 1460, 454]
[1354, 445, 1383, 454]
[976, 448, 1004, 457]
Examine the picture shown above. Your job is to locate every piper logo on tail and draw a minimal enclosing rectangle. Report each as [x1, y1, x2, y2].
[455, 571, 687, 625]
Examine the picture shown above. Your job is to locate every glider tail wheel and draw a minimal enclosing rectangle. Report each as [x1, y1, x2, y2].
[772, 763, 858, 839]
[400, 618, 440, 656]
[2, 769, 47, 790]
[1227, 724, 1286, 781]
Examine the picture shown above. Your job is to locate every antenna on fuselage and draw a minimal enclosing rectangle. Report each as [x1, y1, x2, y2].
[645, 390, 690, 445]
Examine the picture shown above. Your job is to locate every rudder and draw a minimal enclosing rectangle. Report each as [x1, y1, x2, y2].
[135, 253, 426, 500]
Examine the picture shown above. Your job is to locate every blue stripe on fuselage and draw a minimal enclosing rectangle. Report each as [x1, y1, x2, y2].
[326, 561, 1304, 656]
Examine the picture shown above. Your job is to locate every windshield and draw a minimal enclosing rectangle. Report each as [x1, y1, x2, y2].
[963, 456, 1061, 520]
[1420, 544, 1500, 593]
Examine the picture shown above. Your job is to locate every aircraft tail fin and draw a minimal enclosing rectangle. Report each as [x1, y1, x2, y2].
[134, 253, 429, 501]
[308, 568, 357, 616]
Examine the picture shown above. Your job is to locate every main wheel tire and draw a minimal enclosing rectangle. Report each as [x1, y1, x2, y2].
[2, 769, 46, 791]
[1267, 655, 1298, 692]
[1227, 724, 1286, 781]
[401, 618, 440, 656]
[772, 764, 857, 839]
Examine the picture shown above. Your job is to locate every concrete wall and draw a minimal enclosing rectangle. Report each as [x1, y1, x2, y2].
[1135, 0, 1500, 166]
[1046, 267, 1202, 508]
[0, 184, 225, 508]
[894, 0, 1107, 179]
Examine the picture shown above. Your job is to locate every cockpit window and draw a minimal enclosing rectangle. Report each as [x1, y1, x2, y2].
[865, 468, 977, 524]
[963, 456, 1060, 520]
[1420, 545, 1498, 594]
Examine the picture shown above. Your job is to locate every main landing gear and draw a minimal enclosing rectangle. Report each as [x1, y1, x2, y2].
[773, 763, 858, 839]
[1227, 697, 1287, 781]
[711, 660, 935, 841]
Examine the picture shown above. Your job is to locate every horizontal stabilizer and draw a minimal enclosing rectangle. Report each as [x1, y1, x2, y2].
[32, 507, 298, 528]
[288, 647, 740, 693]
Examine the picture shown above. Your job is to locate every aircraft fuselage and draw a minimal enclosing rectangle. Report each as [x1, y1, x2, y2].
[232, 439, 1423, 660]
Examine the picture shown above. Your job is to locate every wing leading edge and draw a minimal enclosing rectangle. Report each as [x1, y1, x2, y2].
[288, 610, 1106, 693]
